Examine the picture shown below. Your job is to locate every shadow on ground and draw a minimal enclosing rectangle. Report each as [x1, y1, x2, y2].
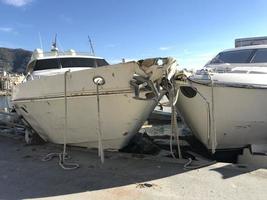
[210, 164, 265, 179]
[0, 135, 186, 199]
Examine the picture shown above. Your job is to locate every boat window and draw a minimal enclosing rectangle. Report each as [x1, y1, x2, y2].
[33, 58, 109, 71]
[60, 58, 109, 68]
[34, 59, 61, 71]
[209, 49, 254, 64]
[250, 49, 267, 63]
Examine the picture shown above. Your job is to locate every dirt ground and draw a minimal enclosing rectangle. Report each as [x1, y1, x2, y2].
[0, 133, 266, 200]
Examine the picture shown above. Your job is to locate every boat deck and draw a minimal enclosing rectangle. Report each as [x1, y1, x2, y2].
[0, 133, 266, 200]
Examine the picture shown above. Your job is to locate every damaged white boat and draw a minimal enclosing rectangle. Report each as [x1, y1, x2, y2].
[12, 47, 177, 149]
[177, 41, 267, 152]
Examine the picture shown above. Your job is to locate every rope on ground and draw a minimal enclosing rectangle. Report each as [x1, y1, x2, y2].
[42, 152, 79, 170]
[183, 157, 217, 170]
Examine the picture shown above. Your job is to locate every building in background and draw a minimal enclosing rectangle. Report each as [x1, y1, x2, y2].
[0, 70, 24, 95]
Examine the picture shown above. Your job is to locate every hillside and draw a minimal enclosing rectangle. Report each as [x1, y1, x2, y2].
[0, 47, 32, 73]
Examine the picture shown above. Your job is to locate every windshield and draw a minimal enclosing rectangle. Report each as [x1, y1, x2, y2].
[33, 57, 109, 71]
[209, 49, 255, 64]
[251, 48, 267, 63]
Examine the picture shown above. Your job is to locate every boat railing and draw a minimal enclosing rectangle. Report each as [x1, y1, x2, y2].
[32, 50, 98, 59]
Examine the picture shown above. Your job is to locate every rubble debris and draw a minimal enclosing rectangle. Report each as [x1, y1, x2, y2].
[120, 132, 161, 155]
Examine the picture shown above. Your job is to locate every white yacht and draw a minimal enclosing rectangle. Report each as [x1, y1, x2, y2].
[176, 41, 267, 152]
[12, 47, 177, 149]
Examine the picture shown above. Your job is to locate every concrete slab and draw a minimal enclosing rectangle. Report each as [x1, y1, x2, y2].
[0, 133, 266, 200]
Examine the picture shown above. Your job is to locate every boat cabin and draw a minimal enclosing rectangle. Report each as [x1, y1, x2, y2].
[27, 49, 109, 74]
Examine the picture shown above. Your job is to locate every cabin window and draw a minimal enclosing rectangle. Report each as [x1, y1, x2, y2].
[34, 59, 61, 70]
[209, 49, 254, 64]
[33, 58, 109, 71]
[250, 49, 267, 63]
[60, 58, 109, 68]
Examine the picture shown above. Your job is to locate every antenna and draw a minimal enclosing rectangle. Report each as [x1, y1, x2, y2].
[88, 35, 95, 55]
[52, 34, 57, 48]
[51, 34, 58, 52]
[38, 32, 43, 49]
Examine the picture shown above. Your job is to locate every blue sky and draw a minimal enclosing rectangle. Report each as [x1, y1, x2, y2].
[1, 0, 267, 69]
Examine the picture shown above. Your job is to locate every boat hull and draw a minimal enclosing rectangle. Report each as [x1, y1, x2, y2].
[14, 93, 156, 149]
[12, 61, 172, 149]
[176, 82, 267, 150]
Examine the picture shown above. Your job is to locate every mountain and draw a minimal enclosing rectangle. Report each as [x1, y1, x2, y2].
[0, 47, 32, 74]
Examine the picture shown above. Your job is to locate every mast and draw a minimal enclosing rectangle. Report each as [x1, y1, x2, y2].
[88, 35, 95, 56]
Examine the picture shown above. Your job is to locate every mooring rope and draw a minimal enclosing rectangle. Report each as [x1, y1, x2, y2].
[63, 70, 69, 158]
[42, 152, 79, 170]
[173, 83, 182, 159]
[210, 77, 217, 154]
[96, 82, 104, 163]
[42, 70, 79, 170]
[93, 76, 105, 164]
[168, 81, 182, 159]
[183, 157, 217, 170]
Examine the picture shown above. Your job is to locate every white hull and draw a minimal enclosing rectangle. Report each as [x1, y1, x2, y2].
[14, 93, 156, 149]
[13, 59, 176, 149]
[177, 81, 267, 150]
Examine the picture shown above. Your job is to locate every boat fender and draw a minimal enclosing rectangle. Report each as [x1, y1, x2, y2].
[180, 86, 197, 98]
